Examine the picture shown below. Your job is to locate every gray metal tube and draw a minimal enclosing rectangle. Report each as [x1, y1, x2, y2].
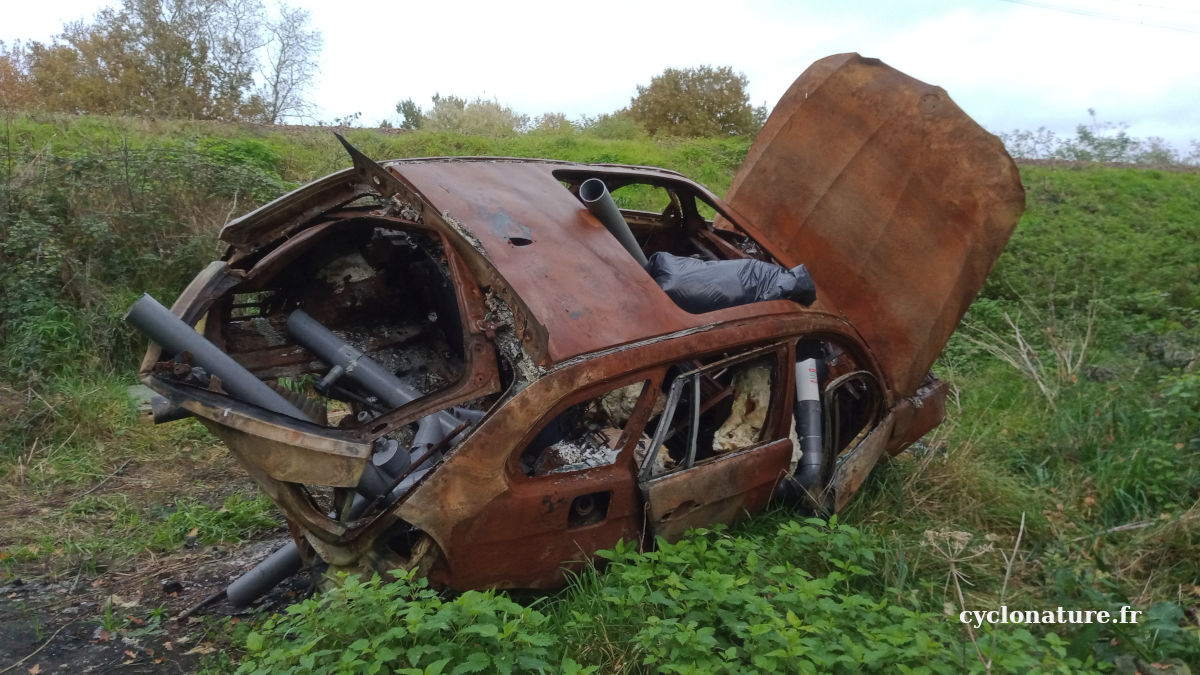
[225, 540, 304, 606]
[286, 309, 420, 409]
[579, 178, 649, 267]
[149, 394, 192, 424]
[125, 294, 310, 421]
[286, 310, 476, 443]
[792, 358, 824, 490]
[226, 493, 371, 607]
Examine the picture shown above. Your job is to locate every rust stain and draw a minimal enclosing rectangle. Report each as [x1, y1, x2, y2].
[724, 52, 1025, 397]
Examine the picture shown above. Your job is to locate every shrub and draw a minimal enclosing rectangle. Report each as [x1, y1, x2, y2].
[628, 65, 765, 138]
[236, 570, 589, 674]
[560, 520, 1096, 673]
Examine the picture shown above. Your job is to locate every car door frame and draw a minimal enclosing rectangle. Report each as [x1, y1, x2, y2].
[637, 342, 794, 542]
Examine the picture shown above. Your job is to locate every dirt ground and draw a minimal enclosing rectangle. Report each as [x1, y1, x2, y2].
[0, 534, 312, 674]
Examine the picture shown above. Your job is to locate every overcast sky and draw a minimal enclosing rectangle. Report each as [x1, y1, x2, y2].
[4, 0, 1199, 149]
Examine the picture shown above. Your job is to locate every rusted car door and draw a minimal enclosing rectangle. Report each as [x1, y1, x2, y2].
[638, 346, 793, 542]
[721, 52, 1025, 397]
[425, 375, 656, 589]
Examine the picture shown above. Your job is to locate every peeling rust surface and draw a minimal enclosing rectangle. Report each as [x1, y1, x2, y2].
[724, 52, 1025, 397]
[831, 414, 896, 513]
[642, 438, 792, 543]
[399, 160, 728, 365]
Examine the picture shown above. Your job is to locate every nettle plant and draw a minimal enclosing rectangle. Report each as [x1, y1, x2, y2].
[235, 519, 1096, 674]
[237, 570, 591, 675]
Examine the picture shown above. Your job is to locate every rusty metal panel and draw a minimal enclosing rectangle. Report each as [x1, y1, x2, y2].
[393, 313, 864, 581]
[396, 160, 701, 364]
[434, 464, 643, 590]
[641, 437, 792, 542]
[831, 413, 896, 512]
[219, 168, 372, 250]
[886, 375, 948, 455]
[166, 385, 371, 487]
[723, 53, 1025, 397]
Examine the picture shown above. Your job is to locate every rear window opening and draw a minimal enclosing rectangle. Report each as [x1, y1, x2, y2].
[220, 224, 472, 409]
[145, 221, 504, 512]
[558, 173, 815, 315]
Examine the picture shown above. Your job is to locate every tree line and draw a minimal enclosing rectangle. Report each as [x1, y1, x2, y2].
[2, 7, 766, 141]
[6, 7, 1196, 161]
[391, 65, 768, 139]
[996, 109, 1200, 167]
[0, 0, 320, 123]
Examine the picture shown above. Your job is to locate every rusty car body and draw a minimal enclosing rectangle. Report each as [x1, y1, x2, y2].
[129, 53, 1024, 598]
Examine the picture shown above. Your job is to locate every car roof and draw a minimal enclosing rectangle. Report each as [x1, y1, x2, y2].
[390, 158, 807, 366]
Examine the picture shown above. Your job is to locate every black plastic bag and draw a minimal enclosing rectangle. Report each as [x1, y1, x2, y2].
[647, 252, 816, 314]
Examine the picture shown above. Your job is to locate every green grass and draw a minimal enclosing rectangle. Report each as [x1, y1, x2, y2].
[1, 112, 1198, 670]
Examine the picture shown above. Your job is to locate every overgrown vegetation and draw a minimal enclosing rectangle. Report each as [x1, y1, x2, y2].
[235, 521, 1106, 674]
[1, 112, 1197, 671]
[997, 109, 1200, 167]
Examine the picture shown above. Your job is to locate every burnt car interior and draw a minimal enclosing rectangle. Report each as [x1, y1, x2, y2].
[557, 171, 773, 268]
[641, 349, 784, 480]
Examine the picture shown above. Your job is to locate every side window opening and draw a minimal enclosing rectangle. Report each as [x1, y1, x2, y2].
[641, 348, 783, 480]
[519, 379, 655, 477]
[692, 194, 718, 222]
[825, 370, 883, 459]
[610, 183, 672, 212]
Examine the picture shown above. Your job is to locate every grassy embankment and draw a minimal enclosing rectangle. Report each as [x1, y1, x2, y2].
[1, 112, 1196, 672]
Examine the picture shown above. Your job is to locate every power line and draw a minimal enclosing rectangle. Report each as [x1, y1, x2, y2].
[998, 0, 1200, 33]
[1100, 0, 1200, 14]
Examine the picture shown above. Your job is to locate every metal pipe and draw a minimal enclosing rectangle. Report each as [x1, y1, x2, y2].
[225, 491, 373, 607]
[684, 374, 700, 468]
[579, 178, 649, 267]
[225, 540, 305, 607]
[774, 358, 827, 508]
[124, 294, 310, 421]
[286, 310, 478, 453]
[149, 394, 192, 424]
[792, 358, 825, 492]
[286, 309, 420, 410]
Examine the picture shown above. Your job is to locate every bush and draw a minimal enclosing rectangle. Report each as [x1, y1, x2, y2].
[0, 133, 290, 382]
[237, 570, 589, 674]
[559, 520, 1096, 673]
[628, 66, 765, 138]
[235, 519, 1100, 674]
[411, 94, 529, 137]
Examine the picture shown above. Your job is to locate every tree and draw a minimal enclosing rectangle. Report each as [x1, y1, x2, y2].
[255, 3, 321, 123]
[409, 94, 528, 136]
[0, 41, 39, 110]
[198, 0, 269, 118]
[531, 112, 575, 133]
[629, 65, 765, 137]
[395, 98, 424, 130]
[8, 0, 320, 122]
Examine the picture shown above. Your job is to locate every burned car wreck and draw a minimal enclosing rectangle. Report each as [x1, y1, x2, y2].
[127, 53, 1025, 605]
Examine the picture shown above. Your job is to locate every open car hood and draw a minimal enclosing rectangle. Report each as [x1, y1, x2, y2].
[724, 53, 1025, 396]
